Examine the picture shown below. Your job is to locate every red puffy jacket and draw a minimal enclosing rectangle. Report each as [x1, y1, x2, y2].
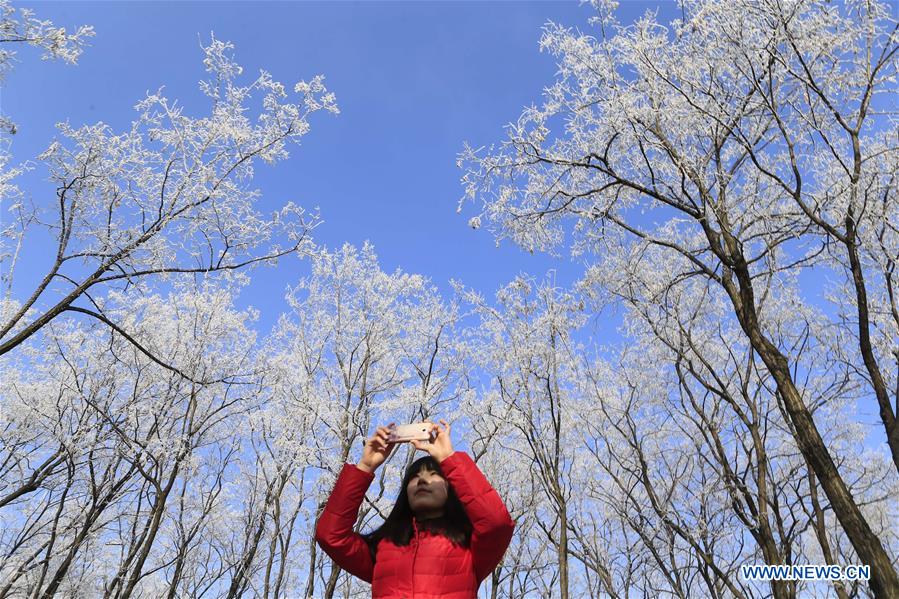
[315, 452, 514, 599]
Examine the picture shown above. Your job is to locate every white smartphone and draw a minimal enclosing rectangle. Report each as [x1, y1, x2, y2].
[387, 422, 432, 443]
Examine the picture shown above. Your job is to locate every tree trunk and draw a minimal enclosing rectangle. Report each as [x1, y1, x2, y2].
[720, 239, 899, 598]
[557, 505, 569, 599]
[304, 531, 319, 599]
[323, 561, 341, 599]
[844, 230, 899, 475]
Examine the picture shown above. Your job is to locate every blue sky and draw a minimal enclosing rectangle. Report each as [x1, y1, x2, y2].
[6, 0, 675, 334]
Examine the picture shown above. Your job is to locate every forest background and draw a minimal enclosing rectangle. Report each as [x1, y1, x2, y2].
[1, 1, 897, 598]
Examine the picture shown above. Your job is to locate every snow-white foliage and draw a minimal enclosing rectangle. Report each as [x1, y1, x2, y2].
[0, 32, 336, 360]
[0, 0, 94, 135]
[0, 0, 93, 73]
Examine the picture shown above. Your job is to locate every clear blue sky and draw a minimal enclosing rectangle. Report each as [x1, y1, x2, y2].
[5, 1, 891, 455]
[7, 1, 675, 334]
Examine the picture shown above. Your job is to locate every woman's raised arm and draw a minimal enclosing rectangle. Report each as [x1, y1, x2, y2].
[315, 426, 395, 583]
[439, 451, 515, 583]
[414, 420, 515, 584]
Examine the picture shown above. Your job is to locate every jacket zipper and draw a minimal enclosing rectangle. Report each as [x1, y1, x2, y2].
[411, 519, 420, 599]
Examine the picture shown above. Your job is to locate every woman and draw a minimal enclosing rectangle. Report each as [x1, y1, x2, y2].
[315, 420, 514, 599]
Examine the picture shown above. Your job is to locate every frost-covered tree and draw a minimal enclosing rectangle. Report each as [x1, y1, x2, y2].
[0, 16, 336, 374]
[0, 241, 473, 598]
[0, 0, 94, 134]
[460, 275, 588, 599]
[576, 323, 896, 599]
[0, 0, 93, 296]
[461, 0, 899, 594]
[0, 284, 263, 598]
[268, 243, 467, 598]
[1, 3, 344, 595]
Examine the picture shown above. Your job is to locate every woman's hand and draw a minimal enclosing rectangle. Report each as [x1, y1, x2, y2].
[357, 425, 396, 473]
[411, 419, 455, 463]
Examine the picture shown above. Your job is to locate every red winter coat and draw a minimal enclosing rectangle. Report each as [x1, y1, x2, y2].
[315, 452, 514, 599]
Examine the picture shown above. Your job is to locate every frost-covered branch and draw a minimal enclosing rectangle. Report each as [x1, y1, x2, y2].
[0, 36, 337, 362]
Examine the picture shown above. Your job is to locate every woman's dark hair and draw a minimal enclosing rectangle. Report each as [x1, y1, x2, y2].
[363, 455, 472, 559]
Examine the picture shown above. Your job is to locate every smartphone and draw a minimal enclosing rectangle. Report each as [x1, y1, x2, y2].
[387, 422, 432, 443]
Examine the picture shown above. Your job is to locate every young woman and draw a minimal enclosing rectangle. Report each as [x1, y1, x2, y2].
[315, 420, 514, 599]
